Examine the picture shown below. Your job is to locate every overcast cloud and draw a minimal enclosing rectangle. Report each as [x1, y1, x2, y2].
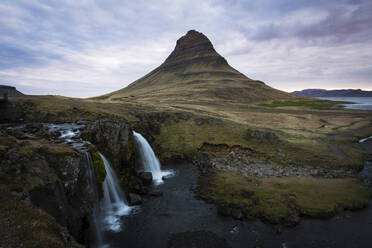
[0, 0, 371, 97]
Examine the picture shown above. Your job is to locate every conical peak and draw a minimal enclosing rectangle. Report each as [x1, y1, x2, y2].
[175, 30, 213, 50]
[162, 30, 225, 68]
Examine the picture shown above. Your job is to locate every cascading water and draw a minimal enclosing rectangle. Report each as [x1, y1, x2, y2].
[99, 153, 132, 232]
[133, 131, 174, 185]
[43, 123, 134, 247]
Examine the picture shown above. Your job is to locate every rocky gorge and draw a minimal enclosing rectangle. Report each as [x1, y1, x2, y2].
[0, 119, 155, 247]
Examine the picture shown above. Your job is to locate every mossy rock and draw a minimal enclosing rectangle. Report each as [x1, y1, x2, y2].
[0, 185, 83, 248]
[91, 152, 107, 189]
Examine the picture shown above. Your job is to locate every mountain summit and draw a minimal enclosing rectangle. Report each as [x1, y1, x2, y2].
[160, 30, 228, 69]
[105, 30, 297, 104]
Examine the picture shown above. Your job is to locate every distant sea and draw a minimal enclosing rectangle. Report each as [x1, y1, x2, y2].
[318, 97, 372, 110]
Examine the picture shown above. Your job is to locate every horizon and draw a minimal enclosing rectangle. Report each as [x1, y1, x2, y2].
[1, 0, 372, 98]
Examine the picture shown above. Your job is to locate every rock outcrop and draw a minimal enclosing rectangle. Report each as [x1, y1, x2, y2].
[0, 85, 24, 97]
[82, 119, 141, 192]
[0, 126, 95, 245]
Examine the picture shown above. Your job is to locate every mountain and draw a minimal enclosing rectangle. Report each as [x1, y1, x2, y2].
[0, 85, 24, 97]
[293, 89, 372, 97]
[105, 30, 298, 104]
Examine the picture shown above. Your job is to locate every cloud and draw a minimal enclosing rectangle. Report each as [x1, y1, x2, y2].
[0, 0, 371, 97]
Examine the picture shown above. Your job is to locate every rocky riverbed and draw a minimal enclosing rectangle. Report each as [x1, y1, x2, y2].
[196, 155, 357, 178]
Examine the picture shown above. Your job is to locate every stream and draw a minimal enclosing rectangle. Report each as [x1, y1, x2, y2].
[4, 123, 371, 247]
[99, 161, 372, 248]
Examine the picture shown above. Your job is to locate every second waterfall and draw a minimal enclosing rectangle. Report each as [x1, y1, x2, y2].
[133, 131, 174, 185]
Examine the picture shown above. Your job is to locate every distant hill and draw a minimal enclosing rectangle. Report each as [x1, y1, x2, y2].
[293, 89, 372, 97]
[102, 30, 299, 104]
[0, 85, 24, 97]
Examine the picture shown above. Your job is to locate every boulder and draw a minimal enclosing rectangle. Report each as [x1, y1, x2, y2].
[149, 189, 163, 197]
[139, 172, 153, 185]
[231, 208, 244, 220]
[128, 193, 143, 205]
[217, 204, 232, 216]
[248, 129, 279, 143]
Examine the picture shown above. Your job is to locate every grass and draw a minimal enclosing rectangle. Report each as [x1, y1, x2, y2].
[258, 99, 351, 110]
[200, 172, 371, 224]
[154, 118, 251, 161]
[153, 117, 367, 170]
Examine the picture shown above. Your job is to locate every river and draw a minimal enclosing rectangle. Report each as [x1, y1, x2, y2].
[105, 159, 372, 248]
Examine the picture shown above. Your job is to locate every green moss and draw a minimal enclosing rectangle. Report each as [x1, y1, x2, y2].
[258, 99, 351, 110]
[43, 144, 78, 156]
[81, 132, 92, 143]
[154, 118, 252, 162]
[200, 172, 371, 225]
[91, 152, 107, 187]
[18, 146, 35, 158]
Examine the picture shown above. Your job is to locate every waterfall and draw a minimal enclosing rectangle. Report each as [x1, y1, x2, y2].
[133, 131, 174, 185]
[44, 124, 134, 247]
[99, 153, 132, 232]
[85, 152, 103, 248]
[86, 152, 134, 248]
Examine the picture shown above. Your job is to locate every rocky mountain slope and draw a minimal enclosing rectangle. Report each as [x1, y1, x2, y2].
[103, 30, 298, 104]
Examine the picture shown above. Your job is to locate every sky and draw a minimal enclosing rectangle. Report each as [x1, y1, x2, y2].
[0, 0, 372, 98]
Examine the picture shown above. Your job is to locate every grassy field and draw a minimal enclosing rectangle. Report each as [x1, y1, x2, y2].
[198, 171, 371, 224]
[6, 95, 372, 171]
[4, 92, 372, 226]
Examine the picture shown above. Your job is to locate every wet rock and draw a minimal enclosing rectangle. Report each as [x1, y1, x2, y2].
[139, 172, 153, 185]
[217, 204, 232, 216]
[287, 214, 300, 226]
[231, 208, 244, 220]
[128, 193, 143, 205]
[149, 189, 163, 197]
[82, 119, 137, 190]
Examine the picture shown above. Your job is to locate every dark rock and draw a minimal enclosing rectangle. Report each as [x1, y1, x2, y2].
[248, 129, 279, 143]
[139, 171, 153, 185]
[128, 193, 143, 205]
[0, 134, 94, 244]
[287, 214, 300, 226]
[149, 190, 163, 197]
[231, 208, 244, 220]
[133, 184, 141, 192]
[217, 204, 232, 216]
[82, 119, 137, 190]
